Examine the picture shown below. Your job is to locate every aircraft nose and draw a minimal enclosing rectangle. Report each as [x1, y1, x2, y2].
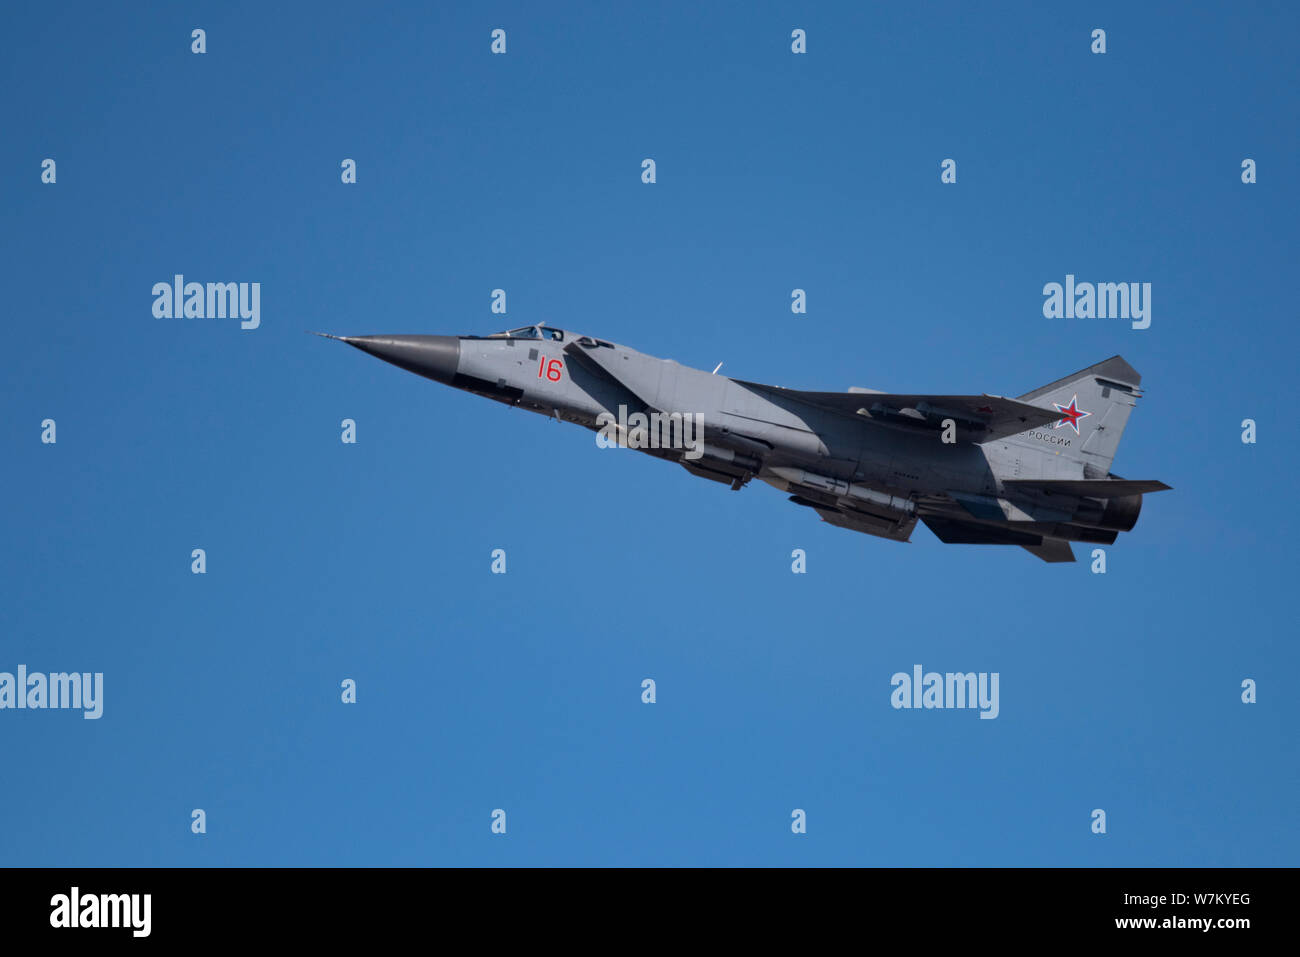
[335, 334, 461, 385]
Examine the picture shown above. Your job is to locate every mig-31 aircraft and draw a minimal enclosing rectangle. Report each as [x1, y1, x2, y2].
[315, 325, 1169, 563]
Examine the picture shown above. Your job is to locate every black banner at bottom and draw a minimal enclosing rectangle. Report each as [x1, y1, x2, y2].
[0, 867, 1279, 943]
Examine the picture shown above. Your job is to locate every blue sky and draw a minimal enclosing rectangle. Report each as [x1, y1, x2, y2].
[2, 1, 1296, 866]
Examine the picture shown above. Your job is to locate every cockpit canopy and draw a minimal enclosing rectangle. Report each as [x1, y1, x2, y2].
[491, 324, 564, 341]
[482, 325, 615, 349]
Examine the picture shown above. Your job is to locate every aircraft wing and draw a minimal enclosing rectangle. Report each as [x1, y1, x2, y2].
[735, 382, 1062, 443]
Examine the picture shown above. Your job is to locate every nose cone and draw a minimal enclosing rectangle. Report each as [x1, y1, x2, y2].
[336, 334, 461, 385]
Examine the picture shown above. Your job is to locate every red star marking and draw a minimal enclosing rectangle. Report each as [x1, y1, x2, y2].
[975, 405, 994, 414]
[1052, 394, 1091, 434]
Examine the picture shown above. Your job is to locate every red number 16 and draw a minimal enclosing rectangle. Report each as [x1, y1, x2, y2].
[538, 357, 563, 382]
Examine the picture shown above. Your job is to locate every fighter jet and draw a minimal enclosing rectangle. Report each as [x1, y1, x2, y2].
[316, 326, 1169, 562]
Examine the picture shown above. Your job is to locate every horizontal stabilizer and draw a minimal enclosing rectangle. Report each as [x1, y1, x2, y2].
[1021, 539, 1076, 563]
[1002, 479, 1171, 498]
